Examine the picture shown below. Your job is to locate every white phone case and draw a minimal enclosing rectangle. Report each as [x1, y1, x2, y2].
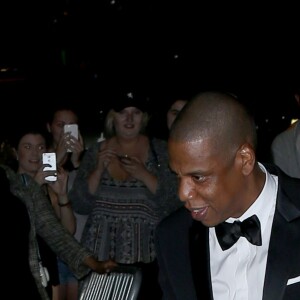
[64, 124, 78, 139]
[42, 152, 57, 181]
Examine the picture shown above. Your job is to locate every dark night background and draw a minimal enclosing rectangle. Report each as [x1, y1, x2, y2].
[1, 1, 299, 162]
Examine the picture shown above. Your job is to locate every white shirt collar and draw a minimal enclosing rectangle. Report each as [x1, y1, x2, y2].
[227, 162, 278, 234]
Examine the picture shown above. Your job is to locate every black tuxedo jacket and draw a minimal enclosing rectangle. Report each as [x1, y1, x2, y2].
[155, 165, 300, 300]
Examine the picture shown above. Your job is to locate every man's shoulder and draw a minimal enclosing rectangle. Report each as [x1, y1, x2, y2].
[264, 163, 300, 206]
[265, 163, 300, 183]
[272, 121, 299, 146]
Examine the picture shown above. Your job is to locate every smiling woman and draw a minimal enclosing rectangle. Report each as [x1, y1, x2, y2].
[0, 135, 117, 300]
[68, 87, 182, 300]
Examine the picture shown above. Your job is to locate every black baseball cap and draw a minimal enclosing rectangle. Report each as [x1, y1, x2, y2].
[111, 88, 149, 112]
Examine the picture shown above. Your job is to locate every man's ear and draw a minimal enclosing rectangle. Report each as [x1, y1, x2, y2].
[238, 143, 255, 176]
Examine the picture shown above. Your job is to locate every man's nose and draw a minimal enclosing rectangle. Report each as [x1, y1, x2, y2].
[178, 178, 195, 202]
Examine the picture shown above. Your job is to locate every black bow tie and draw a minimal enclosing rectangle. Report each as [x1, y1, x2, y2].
[215, 214, 262, 251]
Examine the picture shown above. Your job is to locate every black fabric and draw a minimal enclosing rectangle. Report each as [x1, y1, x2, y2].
[36, 234, 59, 298]
[133, 260, 162, 300]
[215, 214, 262, 251]
[35, 186, 60, 297]
[189, 220, 212, 300]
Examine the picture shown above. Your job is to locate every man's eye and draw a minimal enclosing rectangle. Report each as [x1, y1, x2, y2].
[192, 175, 205, 182]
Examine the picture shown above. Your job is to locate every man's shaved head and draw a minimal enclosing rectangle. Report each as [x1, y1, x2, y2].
[169, 91, 257, 156]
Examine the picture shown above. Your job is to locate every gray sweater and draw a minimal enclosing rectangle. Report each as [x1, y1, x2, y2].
[2, 165, 92, 300]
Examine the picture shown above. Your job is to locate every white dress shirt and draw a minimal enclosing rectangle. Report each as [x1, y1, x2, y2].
[209, 163, 278, 300]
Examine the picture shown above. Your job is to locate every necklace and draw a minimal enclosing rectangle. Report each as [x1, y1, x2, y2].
[115, 136, 141, 158]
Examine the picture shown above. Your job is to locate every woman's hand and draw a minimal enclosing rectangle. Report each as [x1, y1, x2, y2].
[33, 165, 50, 186]
[47, 166, 68, 196]
[119, 156, 148, 181]
[120, 156, 158, 193]
[96, 148, 118, 172]
[69, 132, 85, 168]
[84, 256, 118, 274]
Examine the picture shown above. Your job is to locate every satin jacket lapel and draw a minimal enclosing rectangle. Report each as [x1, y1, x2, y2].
[190, 220, 213, 300]
[263, 177, 300, 300]
[160, 208, 199, 300]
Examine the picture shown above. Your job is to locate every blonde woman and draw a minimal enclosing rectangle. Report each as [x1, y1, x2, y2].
[69, 89, 181, 300]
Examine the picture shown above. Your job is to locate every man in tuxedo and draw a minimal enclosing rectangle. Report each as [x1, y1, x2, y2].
[155, 91, 300, 300]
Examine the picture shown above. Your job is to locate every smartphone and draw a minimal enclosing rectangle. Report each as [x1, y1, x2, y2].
[64, 124, 78, 139]
[42, 152, 57, 182]
[64, 124, 78, 153]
